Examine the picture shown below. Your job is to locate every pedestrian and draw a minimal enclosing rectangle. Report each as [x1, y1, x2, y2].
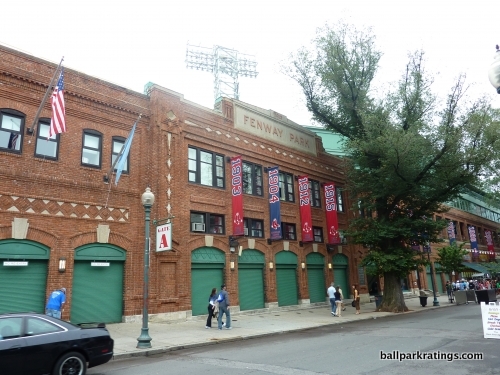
[327, 282, 337, 316]
[338, 285, 346, 311]
[45, 288, 66, 319]
[217, 284, 231, 330]
[446, 281, 453, 301]
[206, 287, 218, 329]
[352, 284, 360, 314]
[334, 288, 342, 317]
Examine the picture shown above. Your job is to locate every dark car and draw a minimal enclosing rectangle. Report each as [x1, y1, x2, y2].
[0, 312, 113, 375]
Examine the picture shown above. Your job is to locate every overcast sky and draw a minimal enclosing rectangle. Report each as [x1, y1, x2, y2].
[2, 1, 499, 125]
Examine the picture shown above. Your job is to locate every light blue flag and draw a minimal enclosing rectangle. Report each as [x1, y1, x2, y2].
[115, 121, 137, 185]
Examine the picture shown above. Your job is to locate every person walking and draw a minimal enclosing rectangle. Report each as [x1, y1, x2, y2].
[217, 284, 231, 330]
[334, 288, 342, 317]
[206, 287, 218, 329]
[45, 288, 66, 319]
[338, 285, 346, 311]
[327, 282, 337, 316]
[352, 284, 360, 314]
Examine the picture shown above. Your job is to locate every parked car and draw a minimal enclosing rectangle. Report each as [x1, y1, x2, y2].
[0, 312, 113, 375]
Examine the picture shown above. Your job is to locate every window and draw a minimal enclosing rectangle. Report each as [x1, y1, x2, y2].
[0, 109, 24, 153]
[188, 146, 225, 188]
[309, 180, 321, 207]
[111, 137, 128, 173]
[313, 227, 324, 243]
[0, 317, 22, 340]
[282, 222, 296, 240]
[26, 317, 63, 336]
[279, 172, 294, 202]
[190, 212, 225, 234]
[242, 162, 263, 196]
[244, 218, 264, 238]
[82, 130, 102, 168]
[336, 187, 344, 212]
[35, 120, 59, 159]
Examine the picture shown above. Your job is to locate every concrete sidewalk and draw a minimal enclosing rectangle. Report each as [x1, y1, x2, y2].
[107, 295, 457, 360]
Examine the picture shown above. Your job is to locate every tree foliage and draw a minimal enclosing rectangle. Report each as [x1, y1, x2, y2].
[436, 243, 469, 278]
[285, 22, 500, 312]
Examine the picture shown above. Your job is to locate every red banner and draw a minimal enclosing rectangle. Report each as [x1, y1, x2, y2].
[324, 182, 341, 244]
[298, 176, 313, 242]
[485, 230, 495, 261]
[231, 156, 244, 236]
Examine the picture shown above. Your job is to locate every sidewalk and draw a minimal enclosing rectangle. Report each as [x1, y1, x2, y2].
[108, 295, 456, 360]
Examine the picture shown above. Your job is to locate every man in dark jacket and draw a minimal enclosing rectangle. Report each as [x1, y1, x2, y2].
[217, 284, 231, 330]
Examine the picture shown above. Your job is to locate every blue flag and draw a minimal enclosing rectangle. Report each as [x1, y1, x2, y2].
[115, 121, 137, 185]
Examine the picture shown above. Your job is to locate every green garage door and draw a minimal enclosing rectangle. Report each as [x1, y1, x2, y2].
[0, 240, 50, 314]
[70, 244, 126, 324]
[238, 249, 265, 311]
[276, 251, 298, 307]
[332, 254, 349, 297]
[306, 253, 326, 303]
[191, 247, 225, 316]
[0, 260, 48, 314]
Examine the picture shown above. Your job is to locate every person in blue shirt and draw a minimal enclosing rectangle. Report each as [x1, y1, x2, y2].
[45, 288, 66, 319]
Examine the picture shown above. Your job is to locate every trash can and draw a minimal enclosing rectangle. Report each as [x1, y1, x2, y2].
[375, 295, 383, 309]
[475, 289, 497, 304]
[419, 296, 428, 307]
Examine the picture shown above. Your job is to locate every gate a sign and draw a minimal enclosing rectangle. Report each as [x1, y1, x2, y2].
[156, 223, 172, 252]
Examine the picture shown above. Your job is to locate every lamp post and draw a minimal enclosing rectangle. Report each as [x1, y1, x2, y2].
[137, 187, 155, 349]
[488, 45, 500, 94]
[427, 250, 440, 307]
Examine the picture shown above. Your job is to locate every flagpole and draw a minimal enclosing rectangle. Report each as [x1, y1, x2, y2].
[27, 56, 64, 135]
[103, 114, 142, 184]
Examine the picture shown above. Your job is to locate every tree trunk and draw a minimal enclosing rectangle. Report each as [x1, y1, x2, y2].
[378, 272, 408, 312]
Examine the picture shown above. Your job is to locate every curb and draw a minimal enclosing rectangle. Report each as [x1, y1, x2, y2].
[111, 301, 459, 361]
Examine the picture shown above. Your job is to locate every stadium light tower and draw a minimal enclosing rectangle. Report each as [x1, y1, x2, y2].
[186, 44, 258, 102]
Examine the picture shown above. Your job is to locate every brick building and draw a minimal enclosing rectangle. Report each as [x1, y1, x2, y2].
[0, 45, 360, 323]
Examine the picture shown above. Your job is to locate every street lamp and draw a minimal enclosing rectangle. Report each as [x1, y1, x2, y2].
[488, 45, 500, 94]
[137, 187, 155, 349]
[426, 250, 440, 307]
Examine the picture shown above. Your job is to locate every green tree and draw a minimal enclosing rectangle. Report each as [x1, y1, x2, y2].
[285, 22, 500, 312]
[436, 244, 468, 281]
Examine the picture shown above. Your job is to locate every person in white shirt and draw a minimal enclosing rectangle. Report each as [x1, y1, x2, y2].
[327, 283, 337, 316]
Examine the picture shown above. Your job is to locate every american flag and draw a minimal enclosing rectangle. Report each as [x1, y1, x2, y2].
[49, 68, 66, 138]
[8, 132, 19, 150]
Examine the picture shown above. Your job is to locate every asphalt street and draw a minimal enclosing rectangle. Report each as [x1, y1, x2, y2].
[88, 303, 498, 375]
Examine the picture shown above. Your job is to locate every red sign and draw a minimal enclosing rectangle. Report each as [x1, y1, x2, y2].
[324, 182, 341, 244]
[231, 156, 244, 236]
[298, 175, 313, 242]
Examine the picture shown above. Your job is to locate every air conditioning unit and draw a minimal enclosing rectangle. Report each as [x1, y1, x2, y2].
[191, 223, 205, 232]
[244, 228, 249, 236]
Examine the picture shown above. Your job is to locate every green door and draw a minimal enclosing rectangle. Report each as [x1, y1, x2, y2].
[306, 252, 326, 303]
[307, 268, 326, 303]
[0, 240, 50, 314]
[276, 268, 298, 306]
[238, 268, 265, 310]
[276, 251, 298, 307]
[332, 254, 349, 297]
[191, 268, 224, 316]
[434, 263, 444, 293]
[238, 249, 265, 311]
[70, 260, 124, 324]
[71, 244, 126, 324]
[191, 247, 225, 316]
[0, 260, 48, 314]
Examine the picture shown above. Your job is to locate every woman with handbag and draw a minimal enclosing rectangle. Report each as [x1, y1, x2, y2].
[206, 288, 218, 329]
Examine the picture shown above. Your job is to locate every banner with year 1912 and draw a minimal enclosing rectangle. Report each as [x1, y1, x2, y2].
[298, 175, 313, 242]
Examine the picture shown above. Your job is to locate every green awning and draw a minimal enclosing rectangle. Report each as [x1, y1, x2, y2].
[462, 262, 488, 274]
